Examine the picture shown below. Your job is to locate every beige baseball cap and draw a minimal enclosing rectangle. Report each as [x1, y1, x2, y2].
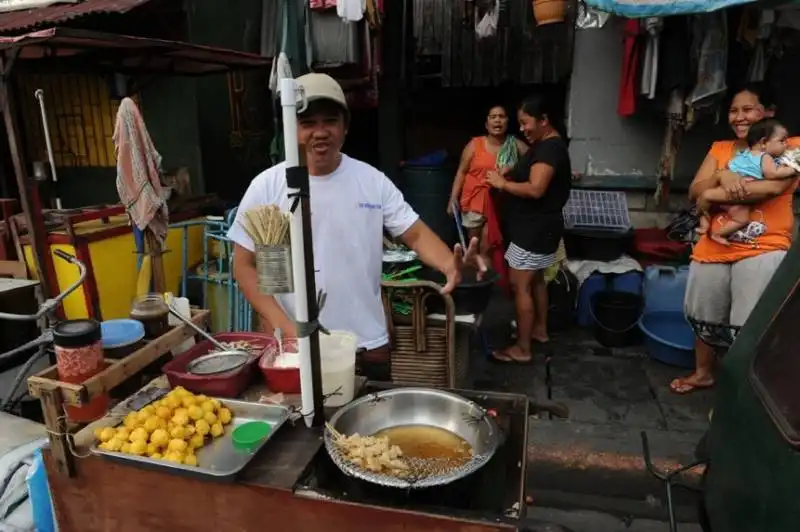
[296, 73, 348, 114]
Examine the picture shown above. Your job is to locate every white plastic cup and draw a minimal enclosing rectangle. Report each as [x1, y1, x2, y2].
[319, 330, 357, 407]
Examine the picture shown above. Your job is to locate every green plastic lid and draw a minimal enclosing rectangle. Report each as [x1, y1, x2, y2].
[232, 421, 272, 451]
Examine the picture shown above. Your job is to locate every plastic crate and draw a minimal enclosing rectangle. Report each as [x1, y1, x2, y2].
[563, 190, 631, 230]
[162, 333, 276, 397]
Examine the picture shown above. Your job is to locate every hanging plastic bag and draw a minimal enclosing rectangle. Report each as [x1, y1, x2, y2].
[475, 0, 499, 39]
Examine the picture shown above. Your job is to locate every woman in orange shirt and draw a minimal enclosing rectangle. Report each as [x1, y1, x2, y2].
[448, 105, 528, 262]
[671, 84, 798, 394]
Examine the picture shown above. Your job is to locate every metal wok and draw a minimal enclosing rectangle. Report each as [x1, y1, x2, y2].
[324, 387, 501, 489]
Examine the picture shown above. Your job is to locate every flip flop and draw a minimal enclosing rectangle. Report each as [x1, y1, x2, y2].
[669, 376, 714, 395]
[490, 350, 515, 364]
[491, 348, 533, 365]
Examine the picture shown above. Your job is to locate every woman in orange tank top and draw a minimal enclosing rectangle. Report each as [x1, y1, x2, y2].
[448, 105, 528, 262]
[671, 85, 797, 395]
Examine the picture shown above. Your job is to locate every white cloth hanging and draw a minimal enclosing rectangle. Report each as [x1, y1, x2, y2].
[475, 0, 500, 39]
[337, 0, 365, 22]
[640, 17, 662, 100]
[269, 52, 294, 99]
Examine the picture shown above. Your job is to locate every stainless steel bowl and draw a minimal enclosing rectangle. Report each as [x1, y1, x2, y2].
[325, 387, 501, 489]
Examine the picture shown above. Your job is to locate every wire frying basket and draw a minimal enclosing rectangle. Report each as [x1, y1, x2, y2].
[256, 244, 294, 294]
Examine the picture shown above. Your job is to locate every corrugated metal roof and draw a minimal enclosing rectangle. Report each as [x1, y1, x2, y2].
[0, 27, 271, 75]
[0, 0, 151, 33]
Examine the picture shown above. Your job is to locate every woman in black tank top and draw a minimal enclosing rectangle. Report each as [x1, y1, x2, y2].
[485, 95, 572, 364]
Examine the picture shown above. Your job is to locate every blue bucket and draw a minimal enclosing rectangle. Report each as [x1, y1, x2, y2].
[639, 311, 695, 368]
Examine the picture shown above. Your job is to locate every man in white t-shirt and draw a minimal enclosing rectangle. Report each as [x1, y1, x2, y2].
[227, 73, 482, 379]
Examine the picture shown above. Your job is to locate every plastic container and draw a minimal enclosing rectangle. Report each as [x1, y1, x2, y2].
[590, 290, 643, 348]
[101, 319, 145, 359]
[165, 293, 195, 356]
[130, 293, 169, 338]
[643, 265, 690, 314]
[260, 331, 358, 407]
[26, 448, 56, 532]
[162, 333, 275, 397]
[233, 421, 272, 452]
[419, 267, 499, 315]
[564, 228, 634, 261]
[259, 338, 301, 394]
[577, 271, 643, 327]
[320, 331, 357, 407]
[639, 311, 695, 368]
[53, 319, 109, 422]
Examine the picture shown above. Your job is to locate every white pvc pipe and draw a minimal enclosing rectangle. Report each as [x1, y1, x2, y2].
[279, 77, 314, 428]
[33, 88, 62, 209]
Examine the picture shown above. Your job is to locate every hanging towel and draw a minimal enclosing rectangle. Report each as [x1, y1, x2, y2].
[113, 97, 169, 245]
[618, 19, 641, 117]
[337, 0, 365, 22]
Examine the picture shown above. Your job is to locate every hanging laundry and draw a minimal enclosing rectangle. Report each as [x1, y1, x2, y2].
[338, 0, 365, 22]
[687, 12, 728, 108]
[657, 16, 691, 96]
[617, 19, 641, 117]
[639, 17, 663, 100]
[746, 10, 775, 82]
[309, 10, 359, 66]
[309, 0, 337, 9]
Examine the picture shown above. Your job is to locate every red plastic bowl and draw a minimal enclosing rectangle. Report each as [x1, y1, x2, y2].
[259, 338, 301, 394]
[162, 333, 276, 397]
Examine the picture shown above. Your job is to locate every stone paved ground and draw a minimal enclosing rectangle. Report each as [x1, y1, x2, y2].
[467, 293, 712, 531]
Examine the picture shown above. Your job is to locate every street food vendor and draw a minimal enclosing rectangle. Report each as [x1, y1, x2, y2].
[228, 73, 484, 379]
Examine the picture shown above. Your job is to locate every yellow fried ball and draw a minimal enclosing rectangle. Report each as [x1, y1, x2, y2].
[210, 422, 224, 438]
[171, 412, 189, 427]
[120, 442, 132, 454]
[203, 411, 218, 425]
[200, 400, 215, 414]
[188, 405, 204, 421]
[194, 419, 210, 437]
[218, 408, 232, 425]
[210, 398, 222, 410]
[146, 443, 159, 455]
[123, 413, 139, 428]
[183, 454, 198, 467]
[165, 395, 181, 409]
[130, 440, 147, 456]
[181, 396, 197, 408]
[189, 434, 205, 449]
[155, 406, 172, 420]
[129, 427, 149, 442]
[107, 438, 124, 452]
[115, 427, 131, 440]
[150, 428, 169, 446]
[164, 451, 184, 464]
[140, 405, 156, 417]
[150, 452, 163, 460]
[144, 416, 161, 433]
[184, 425, 196, 437]
[98, 427, 116, 443]
[167, 439, 188, 453]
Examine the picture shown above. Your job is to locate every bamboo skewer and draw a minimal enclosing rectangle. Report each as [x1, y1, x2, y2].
[239, 205, 291, 246]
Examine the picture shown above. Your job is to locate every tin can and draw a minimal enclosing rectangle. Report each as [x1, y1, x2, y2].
[255, 245, 294, 294]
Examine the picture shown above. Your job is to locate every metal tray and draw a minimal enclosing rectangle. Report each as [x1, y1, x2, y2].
[91, 398, 289, 482]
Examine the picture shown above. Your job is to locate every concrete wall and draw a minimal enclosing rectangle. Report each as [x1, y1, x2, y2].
[566, 17, 730, 228]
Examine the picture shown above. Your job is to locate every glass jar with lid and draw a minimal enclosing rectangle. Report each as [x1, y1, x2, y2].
[129, 293, 170, 338]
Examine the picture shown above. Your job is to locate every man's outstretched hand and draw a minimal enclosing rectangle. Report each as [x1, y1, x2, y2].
[441, 236, 488, 295]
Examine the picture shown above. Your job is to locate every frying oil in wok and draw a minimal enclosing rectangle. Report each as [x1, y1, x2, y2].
[373, 425, 473, 462]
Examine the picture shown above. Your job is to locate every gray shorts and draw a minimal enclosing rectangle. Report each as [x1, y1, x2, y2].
[684, 250, 787, 327]
[461, 211, 486, 229]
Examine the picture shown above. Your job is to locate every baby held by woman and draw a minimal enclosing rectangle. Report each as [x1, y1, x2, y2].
[697, 118, 796, 245]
